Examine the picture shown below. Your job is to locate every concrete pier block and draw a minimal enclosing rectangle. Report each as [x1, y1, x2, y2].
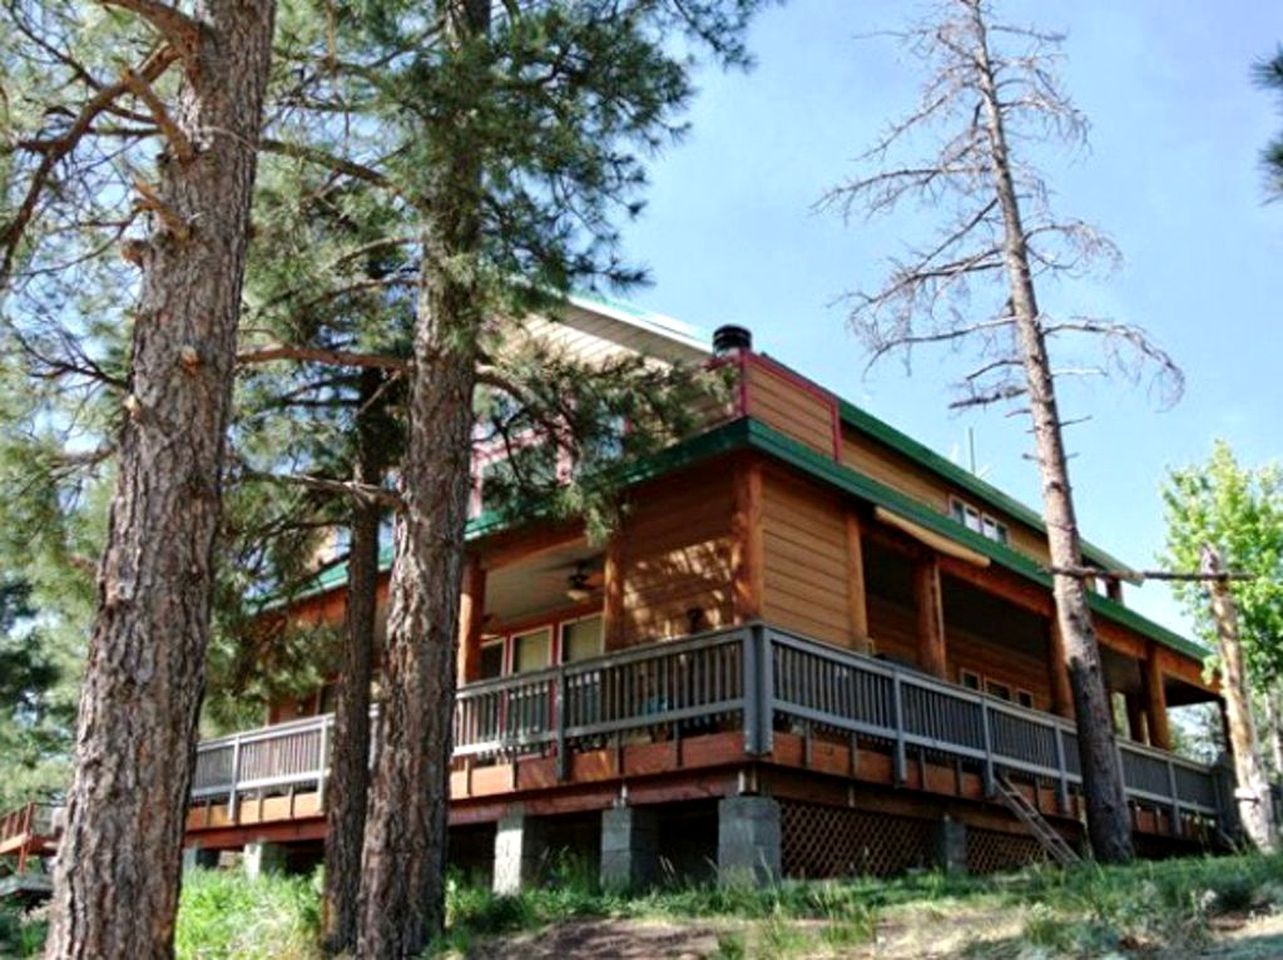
[243, 841, 288, 879]
[717, 796, 780, 887]
[493, 805, 547, 894]
[600, 805, 659, 891]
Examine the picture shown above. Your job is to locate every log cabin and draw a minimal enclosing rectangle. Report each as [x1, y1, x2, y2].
[0, 296, 1234, 891]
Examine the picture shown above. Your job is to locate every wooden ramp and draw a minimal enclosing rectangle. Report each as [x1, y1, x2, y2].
[995, 774, 1082, 867]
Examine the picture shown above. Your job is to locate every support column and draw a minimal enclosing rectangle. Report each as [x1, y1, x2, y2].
[457, 554, 486, 685]
[932, 816, 968, 875]
[1142, 645, 1171, 751]
[731, 460, 765, 623]
[600, 805, 659, 891]
[493, 805, 547, 894]
[1047, 619, 1074, 719]
[602, 535, 626, 649]
[243, 841, 288, 879]
[182, 846, 219, 873]
[717, 796, 780, 887]
[1125, 694, 1148, 745]
[845, 511, 870, 653]
[914, 556, 947, 679]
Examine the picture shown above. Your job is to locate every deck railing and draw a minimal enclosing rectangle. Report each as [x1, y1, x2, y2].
[0, 802, 55, 855]
[190, 623, 1227, 830]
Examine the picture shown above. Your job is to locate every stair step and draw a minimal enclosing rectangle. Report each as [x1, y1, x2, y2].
[995, 774, 1082, 867]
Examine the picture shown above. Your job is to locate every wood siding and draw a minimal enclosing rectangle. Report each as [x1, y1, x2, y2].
[760, 469, 855, 646]
[840, 429, 1051, 564]
[745, 359, 837, 456]
[612, 467, 736, 647]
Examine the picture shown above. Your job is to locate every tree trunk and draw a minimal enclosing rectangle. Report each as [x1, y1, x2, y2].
[1263, 688, 1283, 779]
[43, 4, 276, 957]
[969, 2, 1133, 862]
[323, 368, 386, 955]
[359, 4, 490, 954]
[1202, 543, 1278, 852]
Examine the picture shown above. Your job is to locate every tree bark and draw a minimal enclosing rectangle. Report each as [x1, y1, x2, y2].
[968, 1, 1133, 862]
[358, 3, 490, 954]
[323, 368, 386, 955]
[43, 3, 276, 957]
[1202, 543, 1278, 852]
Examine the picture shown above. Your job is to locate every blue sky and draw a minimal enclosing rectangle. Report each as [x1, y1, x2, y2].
[613, 0, 1283, 638]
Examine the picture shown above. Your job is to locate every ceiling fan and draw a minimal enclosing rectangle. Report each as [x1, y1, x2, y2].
[565, 560, 603, 602]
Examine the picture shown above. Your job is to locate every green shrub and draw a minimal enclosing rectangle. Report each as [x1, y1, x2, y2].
[174, 868, 321, 960]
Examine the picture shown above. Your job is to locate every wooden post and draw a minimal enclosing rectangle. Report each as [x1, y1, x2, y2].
[602, 535, 626, 649]
[731, 460, 765, 623]
[913, 556, 947, 678]
[845, 511, 870, 652]
[1046, 619, 1074, 719]
[1142, 645, 1171, 751]
[1125, 694, 1148, 745]
[456, 555, 486, 686]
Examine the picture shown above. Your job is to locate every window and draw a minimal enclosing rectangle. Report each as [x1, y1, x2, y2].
[960, 669, 982, 691]
[513, 628, 552, 673]
[479, 639, 504, 680]
[985, 680, 1011, 702]
[561, 615, 604, 664]
[1016, 690, 1035, 709]
[949, 497, 1009, 545]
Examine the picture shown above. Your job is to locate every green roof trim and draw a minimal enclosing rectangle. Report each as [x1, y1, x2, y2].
[270, 412, 1204, 664]
[835, 398, 1132, 574]
[740, 417, 1207, 661]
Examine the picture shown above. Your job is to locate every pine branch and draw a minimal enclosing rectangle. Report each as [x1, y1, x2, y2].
[259, 138, 394, 190]
[240, 468, 402, 509]
[1, 45, 179, 285]
[237, 345, 409, 371]
[99, 0, 202, 71]
[120, 68, 195, 163]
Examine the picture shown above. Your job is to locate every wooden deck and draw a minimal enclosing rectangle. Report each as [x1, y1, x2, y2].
[183, 623, 1228, 849]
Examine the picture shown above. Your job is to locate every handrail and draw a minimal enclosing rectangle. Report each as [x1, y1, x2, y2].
[189, 622, 1226, 830]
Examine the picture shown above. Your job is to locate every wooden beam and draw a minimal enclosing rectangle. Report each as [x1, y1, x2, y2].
[731, 459, 765, 622]
[914, 556, 947, 678]
[1143, 643, 1172, 751]
[602, 534, 625, 649]
[845, 510, 870, 652]
[456, 554, 486, 685]
[875, 507, 990, 567]
[1047, 619, 1074, 719]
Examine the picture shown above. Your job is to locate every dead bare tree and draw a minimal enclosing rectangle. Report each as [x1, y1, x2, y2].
[1202, 544, 1278, 852]
[821, 0, 1184, 863]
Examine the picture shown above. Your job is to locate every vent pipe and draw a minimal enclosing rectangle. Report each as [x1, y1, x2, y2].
[712, 324, 752, 356]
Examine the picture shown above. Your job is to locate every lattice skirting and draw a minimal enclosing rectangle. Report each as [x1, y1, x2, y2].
[780, 801, 936, 879]
[965, 827, 1049, 874]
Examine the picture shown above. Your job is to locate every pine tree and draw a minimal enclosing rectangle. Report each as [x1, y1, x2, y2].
[0, 0, 278, 954]
[257, 2, 768, 953]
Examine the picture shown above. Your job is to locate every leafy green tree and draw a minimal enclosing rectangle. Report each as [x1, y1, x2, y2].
[1161, 440, 1283, 850]
[1162, 441, 1283, 683]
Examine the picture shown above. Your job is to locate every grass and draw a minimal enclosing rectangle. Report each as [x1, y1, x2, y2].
[5, 851, 1283, 958]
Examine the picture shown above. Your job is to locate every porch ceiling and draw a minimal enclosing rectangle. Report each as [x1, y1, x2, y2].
[485, 539, 602, 626]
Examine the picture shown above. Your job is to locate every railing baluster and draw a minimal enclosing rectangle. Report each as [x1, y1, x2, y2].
[892, 673, 907, 786]
[228, 733, 242, 822]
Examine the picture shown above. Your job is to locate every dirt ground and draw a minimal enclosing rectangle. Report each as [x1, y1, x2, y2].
[468, 903, 1283, 959]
